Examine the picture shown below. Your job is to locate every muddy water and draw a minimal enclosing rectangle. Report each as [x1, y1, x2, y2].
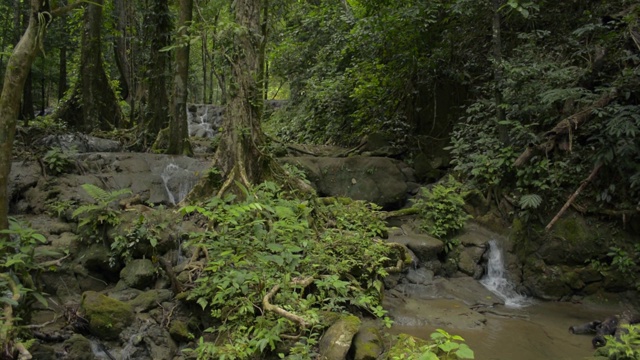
[390, 301, 621, 360]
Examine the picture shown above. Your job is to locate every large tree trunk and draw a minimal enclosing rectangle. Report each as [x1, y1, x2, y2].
[492, 0, 507, 143]
[56, 0, 123, 131]
[0, 0, 50, 236]
[166, 0, 193, 155]
[213, 0, 265, 191]
[113, 0, 132, 101]
[145, 0, 172, 141]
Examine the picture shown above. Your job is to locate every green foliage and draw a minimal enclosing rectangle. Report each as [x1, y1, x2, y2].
[597, 324, 640, 360]
[72, 184, 132, 241]
[390, 330, 474, 360]
[518, 194, 542, 210]
[42, 147, 77, 175]
[413, 176, 471, 239]
[110, 214, 162, 267]
[181, 182, 392, 359]
[45, 199, 77, 219]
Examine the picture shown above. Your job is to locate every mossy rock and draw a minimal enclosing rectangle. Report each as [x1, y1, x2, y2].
[352, 321, 384, 360]
[120, 258, 157, 290]
[61, 334, 94, 360]
[318, 315, 361, 360]
[81, 291, 134, 340]
[169, 319, 192, 343]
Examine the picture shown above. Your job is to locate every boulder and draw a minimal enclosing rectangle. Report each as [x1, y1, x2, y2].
[61, 334, 94, 360]
[37, 133, 123, 153]
[352, 321, 384, 360]
[80, 291, 134, 340]
[318, 315, 361, 360]
[120, 258, 157, 290]
[280, 156, 410, 209]
[387, 234, 444, 264]
[458, 246, 486, 279]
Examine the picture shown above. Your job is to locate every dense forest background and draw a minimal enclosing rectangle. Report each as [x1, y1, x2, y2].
[0, 0, 639, 359]
[1, 0, 638, 222]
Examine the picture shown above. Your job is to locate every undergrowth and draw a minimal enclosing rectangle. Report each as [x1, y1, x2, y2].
[180, 181, 393, 359]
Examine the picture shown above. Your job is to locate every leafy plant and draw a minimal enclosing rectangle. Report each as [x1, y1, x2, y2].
[110, 214, 162, 267]
[45, 199, 77, 219]
[389, 330, 474, 360]
[72, 184, 132, 242]
[42, 146, 77, 175]
[413, 176, 471, 239]
[597, 324, 640, 360]
[181, 181, 392, 359]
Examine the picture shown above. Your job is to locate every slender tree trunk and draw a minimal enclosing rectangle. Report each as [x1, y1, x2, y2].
[21, 71, 34, 122]
[113, 0, 131, 101]
[167, 0, 193, 155]
[1, 0, 49, 236]
[58, 44, 67, 100]
[145, 0, 171, 141]
[492, 0, 507, 143]
[258, 0, 268, 101]
[213, 0, 265, 190]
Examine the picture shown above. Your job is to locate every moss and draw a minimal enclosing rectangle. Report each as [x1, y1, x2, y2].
[81, 291, 134, 340]
[169, 320, 192, 343]
[553, 217, 589, 244]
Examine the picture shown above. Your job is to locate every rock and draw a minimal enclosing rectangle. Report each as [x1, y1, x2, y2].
[37, 133, 123, 153]
[81, 291, 134, 340]
[120, 258, 157, 290]
[280, 156, 410, 209]
[352, 321, 384, 360]
[383, 297, 486, 329]
[169, 319, 192, 343]
[127, 289, 173, 313]
[405, 268, 435, 285]
[120, 317, 177, 360]
[387, 234, 444, 264]
[413, 152, 440, 182]
[458, 246, 486, 279]
[318, 315, 361, 360]
[61, 334, 94, 360]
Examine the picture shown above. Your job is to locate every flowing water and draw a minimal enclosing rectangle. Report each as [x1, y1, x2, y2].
[480, 239, 531, 308]
[160, 163, 195, 206]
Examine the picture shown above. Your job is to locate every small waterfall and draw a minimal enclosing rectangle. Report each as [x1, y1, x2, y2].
[480, 240, 531, 308]
[160, 163, 195, 206]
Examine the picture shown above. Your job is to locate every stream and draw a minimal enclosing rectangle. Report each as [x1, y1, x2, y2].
[386, 237, 625, 360]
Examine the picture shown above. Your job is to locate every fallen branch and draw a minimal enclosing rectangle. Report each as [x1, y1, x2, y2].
[514, 91, 616, 167]
[262, 276, 315, 329]
[378, 207, 420, 220]
[545, 163, 602, 232]
[384, 242, 413, 273]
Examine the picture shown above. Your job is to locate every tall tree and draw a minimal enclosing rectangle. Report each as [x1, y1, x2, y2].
[55, 0, 123, 131]
[0, 0, 81, 237]
[144, 0, 172, 142]
[166, 0, 193, 155]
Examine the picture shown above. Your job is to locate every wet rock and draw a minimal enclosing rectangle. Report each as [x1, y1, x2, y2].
[37, 133, 123, 153]
[383, 297, 486, 329]
[405, 268, 435, 285]
[388, 234, 444, 264]
[81, 291, 134, 340]
[458, 246, 486, 279]
[352, 321, 384, 360]
[318, 315, 361, 360]
[120, 317, 177, 360]
[280, 156, 410, 209]
[127, 289, 173, 313]
[120, 258, 157, 290]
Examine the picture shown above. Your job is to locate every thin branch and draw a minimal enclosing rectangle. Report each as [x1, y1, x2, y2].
[262, 276, 314, 329]
[545, 163, 602, 232]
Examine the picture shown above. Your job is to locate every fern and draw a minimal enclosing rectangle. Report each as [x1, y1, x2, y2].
[519, 194, 542, 209]
[72, 184, 132, 241]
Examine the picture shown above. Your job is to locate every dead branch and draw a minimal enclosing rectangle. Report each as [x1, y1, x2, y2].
[546, 163, 602, 232]
[262, 276, 314, 329]
[384, 242, 413, 273]
[514, 91, 617, 167]
[378, 207, 420, 220]
[39, 254, 70, 268]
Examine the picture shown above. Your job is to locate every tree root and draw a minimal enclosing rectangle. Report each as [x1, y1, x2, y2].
[383, 242, 412, 273]
[262, 276, 315, 329]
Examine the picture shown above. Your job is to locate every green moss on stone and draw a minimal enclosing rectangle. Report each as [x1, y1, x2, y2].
[169, 320, 192, 342]
[81, 291, 134, 340]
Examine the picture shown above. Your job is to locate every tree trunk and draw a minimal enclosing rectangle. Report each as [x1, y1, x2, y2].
[167, 0, 193, 155]
[56, 0, 123, 131]
[0, 0, 49, 236]
[213, 0, 265, 190]
[145, 0, 171, 142]
[58, 43, 67, 100]
[113, 0, 131, 101]
[492, 0, 507, 143]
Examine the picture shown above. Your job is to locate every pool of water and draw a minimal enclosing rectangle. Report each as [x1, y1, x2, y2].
[390, 300, 622, 360]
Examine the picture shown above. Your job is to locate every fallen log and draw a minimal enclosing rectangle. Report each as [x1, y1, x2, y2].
[570, 312, 640, 348]
[569, 320, 601, 335]
[514, 90, 617, 168]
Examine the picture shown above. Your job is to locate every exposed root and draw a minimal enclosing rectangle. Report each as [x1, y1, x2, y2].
[262, 276, 315, 329]
[384, 242, 412, 273]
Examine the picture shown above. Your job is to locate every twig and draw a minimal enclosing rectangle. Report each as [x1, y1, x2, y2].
[545, 163, 602, 232]
[262, 276, 314, 329]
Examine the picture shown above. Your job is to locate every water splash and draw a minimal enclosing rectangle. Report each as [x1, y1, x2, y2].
[160, 163, 195, 206]
[480, 240, 531, 308]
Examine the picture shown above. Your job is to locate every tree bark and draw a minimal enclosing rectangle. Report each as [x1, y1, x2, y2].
[113, 0, 132, 101]
[55, 0, 123, 131]
[0, 0, 52, 237]
[492, 0, 507, 143]
[144, 0, 172, 141]
[166, 0, 193, 155]
[214, 0, 265, 191]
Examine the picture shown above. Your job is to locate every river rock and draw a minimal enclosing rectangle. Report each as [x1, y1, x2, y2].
[127, 289, 173, 313]
[81, 291, 134, 340]
[61, 334, 94, 360]
[387, 234, 444, 264]
[405, 268, 435, 285]
[280, 156, 410, 209]
[458, 246, 486, 279]
[352, 321, 384, 360]
[318, 315, 361, 360]
[120, 258, 157, 290]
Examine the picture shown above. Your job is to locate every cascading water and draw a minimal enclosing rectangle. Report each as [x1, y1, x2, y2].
[160, 163, 195, 206]
[480, 239, 531, 308]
